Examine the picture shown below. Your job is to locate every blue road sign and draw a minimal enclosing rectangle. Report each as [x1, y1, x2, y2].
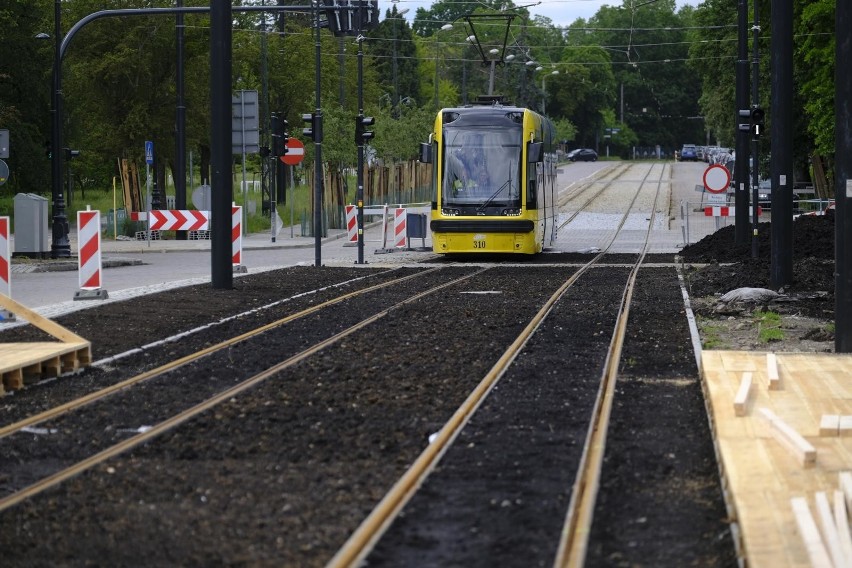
[145, 140, 154, 165]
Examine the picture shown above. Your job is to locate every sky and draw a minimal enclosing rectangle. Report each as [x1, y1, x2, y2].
[377, 0, 701, 29]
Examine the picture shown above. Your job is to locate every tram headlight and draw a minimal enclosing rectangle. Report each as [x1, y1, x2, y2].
[441, 208, 460, 216]
[502, 208, 521, 216]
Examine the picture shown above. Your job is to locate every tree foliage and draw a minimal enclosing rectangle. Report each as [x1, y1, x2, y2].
[0, 0, 845, 206]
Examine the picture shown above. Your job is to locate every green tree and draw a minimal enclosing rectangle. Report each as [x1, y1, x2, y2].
[0, 0, 52, 198]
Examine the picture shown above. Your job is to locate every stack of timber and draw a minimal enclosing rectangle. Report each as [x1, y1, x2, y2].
[0, 295, 91, 396]
[702, 351, 852, 567]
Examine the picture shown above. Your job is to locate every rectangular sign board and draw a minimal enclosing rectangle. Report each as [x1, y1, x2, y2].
[232, 90, 259, 154]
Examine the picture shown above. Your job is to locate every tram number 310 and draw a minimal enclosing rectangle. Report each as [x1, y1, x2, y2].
[473, 238, 486, 249]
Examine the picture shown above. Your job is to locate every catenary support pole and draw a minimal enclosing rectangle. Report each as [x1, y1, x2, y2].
[750, 0, 760, 259]
[175, 0, 187, 240]
[734, 0, 749, 245]
[837, 0, 852, 352]
[770, 0, 793, 287]
[210, 1, 233, 289]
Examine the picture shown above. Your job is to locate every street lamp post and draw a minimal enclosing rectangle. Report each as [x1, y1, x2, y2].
[487, 48, 500, 96]
[391, 4, 409, 114]
[434, 23, 453, 109]
[537, 67, 559, 115]
[50, 0, 70, 258]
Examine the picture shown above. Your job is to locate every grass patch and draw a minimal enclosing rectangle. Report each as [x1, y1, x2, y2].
[754, 309, 784, 343]
[698, 317, 728, 349]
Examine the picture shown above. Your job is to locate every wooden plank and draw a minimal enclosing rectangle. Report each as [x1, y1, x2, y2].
[791, 497, 834, 568]
[734, 372, 753, 417]
[767, 353, 782, 390]
[815, 491, 846, 567]
[821, 415, 840, 437]
[759, 407, 817, 467]
[834, 490, 852, 566]
[840, 471, 852, 513]
[840, 416, 852, 437]
[0, 295, 87, 344]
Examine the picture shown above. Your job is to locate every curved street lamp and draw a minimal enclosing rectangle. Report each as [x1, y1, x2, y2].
[539, 68, 559, 115]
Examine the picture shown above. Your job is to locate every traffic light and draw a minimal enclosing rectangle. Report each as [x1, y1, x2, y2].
[750, 106, 765, 140]
[302, 112, 323, 143]
[271, 114, 289, 157]
[355, 115, 375, 145]
[44, 140, 52, 159]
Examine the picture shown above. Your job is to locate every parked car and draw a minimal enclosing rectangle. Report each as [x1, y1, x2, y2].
[680, 144, 698, 161]
[757, 179, 771, 210]
[569, 148, 598, 162]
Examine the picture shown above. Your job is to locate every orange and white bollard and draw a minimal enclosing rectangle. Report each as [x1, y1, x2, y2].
[345, 204, 358, 245]
[74, 210, 108, 300]
[0, 216, 10, 298]
[394, 207, 407, 249]
[232, 205, 247, 273]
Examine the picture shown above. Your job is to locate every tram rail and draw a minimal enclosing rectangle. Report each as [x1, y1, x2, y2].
[329, 163, 669, 566]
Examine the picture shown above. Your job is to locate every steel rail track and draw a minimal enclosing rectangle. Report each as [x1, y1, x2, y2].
[555, 162, 632, 214]
[0, 267, 439, 441]
[327, 163, 669, 568]
[556, 162, 668, 567]
[0, 267, 490, 514]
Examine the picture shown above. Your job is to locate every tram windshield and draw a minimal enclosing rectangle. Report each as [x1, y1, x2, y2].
[442, 127, 521, 212]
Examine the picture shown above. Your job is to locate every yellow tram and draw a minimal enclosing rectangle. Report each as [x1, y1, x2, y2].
[419, 101, 558, 254]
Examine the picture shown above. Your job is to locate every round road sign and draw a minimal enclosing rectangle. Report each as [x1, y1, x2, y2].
[0, 159, 9, 186]
[703, 163, 730, 194]
[280, 138, 305, 166]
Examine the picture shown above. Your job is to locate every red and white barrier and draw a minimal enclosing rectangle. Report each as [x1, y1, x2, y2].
[149, 210, 209, 231]
[0, 216, 10, 298]
[232, 205, 244, 271]
[345, 204, 358, 243]
[394, 207, 407, 249]
[75, 210, 108, 300]
[704, 206, 762, 217]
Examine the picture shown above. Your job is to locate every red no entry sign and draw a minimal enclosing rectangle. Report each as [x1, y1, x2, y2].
[703, 164, 731, 194]
[280, 138, 305, 166]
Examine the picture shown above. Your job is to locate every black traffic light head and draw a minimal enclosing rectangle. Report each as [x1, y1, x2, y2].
[750, 106, 765, 139]
[271, 114, 289, 156]
[355, 115, 375, 145]
[302, 112, 323, 143]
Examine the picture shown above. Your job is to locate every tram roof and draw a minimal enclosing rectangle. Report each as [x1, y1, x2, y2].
[439, 104, 539, 127]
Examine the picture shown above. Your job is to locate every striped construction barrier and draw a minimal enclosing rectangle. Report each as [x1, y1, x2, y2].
[0, 216, 10, 298]
[704, 206, 762, 217]
[75, 210, 108, 300]
[232, 205, 246, 273]
[394, 207, 407, 249]
[345, 204, 358, 244]
[149, 209, 209, 231]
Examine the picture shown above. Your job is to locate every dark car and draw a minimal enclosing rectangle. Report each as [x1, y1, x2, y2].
[570, 149, 598, 162]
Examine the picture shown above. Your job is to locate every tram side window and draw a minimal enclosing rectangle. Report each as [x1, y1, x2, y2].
[528, 162, 538, 209]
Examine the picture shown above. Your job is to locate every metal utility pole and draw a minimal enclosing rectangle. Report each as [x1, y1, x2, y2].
[175, 0, 187, 240]
[837, 0, 852, 351]
[770, 0, 793, 288]
[50, 0, 70, 258]
[734, 0, 749, 245]
[313, 0, 323, 267]
[750, 0, 760, 259]
[356, 34, 367, 265]
[210, 1, 233, 289]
